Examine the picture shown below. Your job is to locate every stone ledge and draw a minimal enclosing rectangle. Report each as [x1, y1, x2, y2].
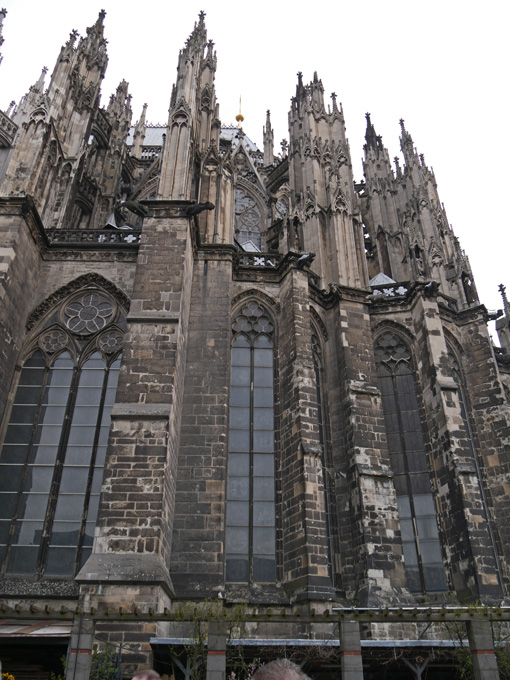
[76, 553, 174, 597]
[127, 312, 180, 323]
[110, 403, 171, 419]
[301, 442, 323, 456]
[356, 463, 394, 478]
[437, 377, 458, 391]
[348, 381, 380, 397]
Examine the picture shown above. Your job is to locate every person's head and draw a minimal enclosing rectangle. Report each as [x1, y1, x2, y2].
[131, 671, 161, 680]
[252, 659, 311, 680]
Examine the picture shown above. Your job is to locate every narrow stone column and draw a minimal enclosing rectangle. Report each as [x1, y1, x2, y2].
[467, 620, 499, 680]
[340, 620, 364, 680]
[65, 616, 95, 680]
[206, 621, 227, 680]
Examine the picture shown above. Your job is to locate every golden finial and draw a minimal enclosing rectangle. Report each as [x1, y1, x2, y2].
[235, 96, 244, 127]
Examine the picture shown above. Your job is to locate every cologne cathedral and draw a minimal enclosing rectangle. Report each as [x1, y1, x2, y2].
[1, 9, 510, 680]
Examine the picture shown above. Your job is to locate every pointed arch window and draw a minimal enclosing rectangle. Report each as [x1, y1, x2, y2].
[312, 332, 334, 581]
[226, 301, 276, 583]
[375, 331, 447, 593]
[0, 291, 124, 578]
[448, 349, 501, 581]
[235, 188, 263, 251]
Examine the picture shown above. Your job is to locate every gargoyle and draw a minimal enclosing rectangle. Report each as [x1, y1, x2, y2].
[296, 252, 316, 269]
[117, 200, 150, 218]
[423, 280, 440, 298]
[185, 202, 215, 217]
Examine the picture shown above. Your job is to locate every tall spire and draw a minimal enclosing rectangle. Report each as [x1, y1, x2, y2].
[500, 284, 510, 320]
[0, 8, 6, 66]
[132, 103, 148, 159]
[497, 284, 510, 351]
[364, 112, 384, 156]
[77, 9, 108, 74]
[263, 109, 274, 166]
[310, 71, 325, 111]
[34, 66, 48, 93]
[399, 118, 417, 165]
[158, 11, 217, 200]
[183, 9, 207, 57]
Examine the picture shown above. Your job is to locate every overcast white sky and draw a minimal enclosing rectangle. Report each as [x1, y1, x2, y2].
[1, 0, 509, 335]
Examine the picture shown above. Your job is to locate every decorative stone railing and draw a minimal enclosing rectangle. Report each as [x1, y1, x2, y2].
[238, 252, 282, 269]
[46, 228, 141, 246]
[141, 147, 161, 161]
[370, 283, 409, 298]
[0, 109, 18, 147]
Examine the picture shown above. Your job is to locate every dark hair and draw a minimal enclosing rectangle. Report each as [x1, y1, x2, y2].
[252, 659, 311, 680]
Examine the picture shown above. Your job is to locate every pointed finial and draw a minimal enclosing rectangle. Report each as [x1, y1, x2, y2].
[364, 112, 379, 150]
[235, 96, 244, 127]
[499, 284, 510, 318]
[199, 10, 206, 22]
[0, 9, 6, 65]
[32, 66, 48, 93]
[67, 29, 79, 47]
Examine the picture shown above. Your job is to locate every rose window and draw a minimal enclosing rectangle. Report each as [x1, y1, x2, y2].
[40, 330, 68, 354]
[64, 293, 114, 334]
[98, 330, 124, 354]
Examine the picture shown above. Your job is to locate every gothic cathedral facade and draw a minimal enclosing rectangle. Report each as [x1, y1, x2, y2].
[1, 10, 510, 680]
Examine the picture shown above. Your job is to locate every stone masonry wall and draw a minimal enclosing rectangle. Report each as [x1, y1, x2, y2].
[170, 247, 234, 595]
[0, 199, 44, 421]
[329, 292, 406, 604]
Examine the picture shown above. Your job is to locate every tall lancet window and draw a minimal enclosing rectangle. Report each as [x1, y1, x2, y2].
[449, 350, 501, 580]
[375, 331, 447, 593]
[226, 301, 276, 583]
[312, 333, 333, 580]
[234, 188, 263, 251]
[0, 290, 124, 578]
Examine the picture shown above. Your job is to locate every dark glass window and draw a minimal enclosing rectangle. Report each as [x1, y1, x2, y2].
[311, 334, 333, 580]
[226, 302, 276, 583]
[375, 331, 447, 593]
[234, 189, 263, 251]
[0, 293, 123, 578]
[448, 351, 501, 583]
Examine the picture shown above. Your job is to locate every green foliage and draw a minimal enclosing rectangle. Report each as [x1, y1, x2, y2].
[90, 644, 119, 680]
[49, 655, 67, 680]
[442, 613, 510, 680]
[170, 600, 258, 680]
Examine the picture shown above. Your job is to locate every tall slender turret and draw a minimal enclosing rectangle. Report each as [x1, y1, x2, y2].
[1, 11, 109, 208]
[158, 12, 219, 200]
[263, 110, 274, 166]
[361, 113, 402, 281]
[360, 115, 478, 308]
[497, 284, 510, 352]
[0, 8, 6, 66]
[132, 103, 148, 159]
[288, 73, 368, 288]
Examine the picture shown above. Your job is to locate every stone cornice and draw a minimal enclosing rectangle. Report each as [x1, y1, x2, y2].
[0, 195, 49, 250]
